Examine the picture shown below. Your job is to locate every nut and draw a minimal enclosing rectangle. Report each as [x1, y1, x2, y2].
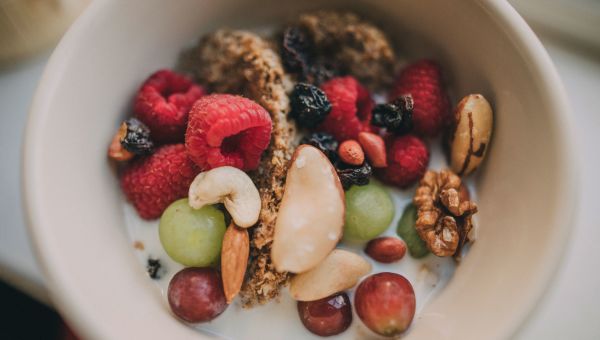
[358, 132, 387, 167]
[271, 145, 345, 273]
[188, 166, 261, 228]
[413, 170, 478, 258]
[289, 249, 371, 301]
[365, 237, 406, 263]
[221, 223, 249, 303]
[450, 94, 493, 176]
[338, 140, 364, 166]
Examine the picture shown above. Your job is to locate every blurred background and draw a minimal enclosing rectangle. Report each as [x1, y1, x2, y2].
[0, 0, 598, 339]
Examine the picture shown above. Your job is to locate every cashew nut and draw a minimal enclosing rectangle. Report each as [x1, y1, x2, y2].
[188, 166, 261, 228]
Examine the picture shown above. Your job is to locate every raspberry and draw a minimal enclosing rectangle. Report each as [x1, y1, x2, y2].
[185, 94, 272, 171]
[134, 69, 205, 143]
[121, 144, 200, 219]
[318, 76, 374, 141]
[377, 135, 429, 188]
[390, 60, 450, 137]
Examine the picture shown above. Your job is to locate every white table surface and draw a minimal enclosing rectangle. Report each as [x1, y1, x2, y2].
[1, 32, 599, 338]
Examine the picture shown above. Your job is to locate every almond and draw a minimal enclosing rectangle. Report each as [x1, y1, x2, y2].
[338, 140, 364, 165]
[289, 249, 371, 301]
[364, 237, 407, 263]
[221, 223, 250, 303]
[358, 132, 387, 167]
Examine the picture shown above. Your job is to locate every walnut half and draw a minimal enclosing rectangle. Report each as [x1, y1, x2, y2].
[413, 170, 478, 258]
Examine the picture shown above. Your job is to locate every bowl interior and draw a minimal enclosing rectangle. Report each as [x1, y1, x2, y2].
[24, 0, 574, 339]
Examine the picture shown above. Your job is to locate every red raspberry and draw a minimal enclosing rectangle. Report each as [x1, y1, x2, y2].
[185, 94, 272, 171]
[377, 135, 429, 188]
[390, 60, 450, 137]
[121, 144, 200, 219]
[134, 70, 205, 143]
[318, 76, 374, 141]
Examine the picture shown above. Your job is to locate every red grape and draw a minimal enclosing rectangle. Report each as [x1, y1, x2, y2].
[297, 292, 352, 336]
[167, 267, 228, 323]
[354, 272, 416, 336]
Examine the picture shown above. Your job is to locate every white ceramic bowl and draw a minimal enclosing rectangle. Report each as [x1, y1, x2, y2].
[23, 0, 576, 339]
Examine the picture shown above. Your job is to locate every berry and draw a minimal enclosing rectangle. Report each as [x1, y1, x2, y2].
[378, 135, 429, 188]
[371, 95, 414, 135]
[344, 182, 395, 242]
[159, 198, 226, 266]
[300, 132, 338, 162]
[354, 272, 416, 336]
[134, 69, 205, 143]
[168, 268, 228, 323]
[290, 83, 332, 128]
[297, 292, 353, 336]
[121, 144, 200, 219]
[390, 60, 450, 137]
[185, 94, 273, 171]
[337, 162, 372, 190]
[318, 76, 374, 141]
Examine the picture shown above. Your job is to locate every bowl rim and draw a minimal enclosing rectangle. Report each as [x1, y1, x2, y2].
[21, 0, 579, 339]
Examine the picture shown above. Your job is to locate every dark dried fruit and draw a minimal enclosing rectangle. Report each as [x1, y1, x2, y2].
[108, 118, 154, 161]
[337, 162, 372, 190]
[290, 83, 332, 128]
[300, 132, 339, 162]
[306, 63, 336, 85]
[281, 26, 335, 85]
[121, 118, 154, 155]
[372, 95, 414, 135]
[282, 26, 312, 75]
[146, 257, 162, 279]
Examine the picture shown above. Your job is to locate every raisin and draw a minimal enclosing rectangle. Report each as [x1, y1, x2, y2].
[337, 162, 372, 190]
[301, 132, 339, 162]
[282, 26, 336, 85]
[146, 257, 163, 279]
[121, 118, 154, 155]
[282, 26, 312, 75]
[306, 62, 336, 85]
[372, 95, 414, 135]
[290, 83, 332, 128]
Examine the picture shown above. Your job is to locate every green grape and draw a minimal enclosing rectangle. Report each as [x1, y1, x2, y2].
[343, 182, 395, 242]
[159, 198, 226, 267]
[396, 203, 429, 258]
